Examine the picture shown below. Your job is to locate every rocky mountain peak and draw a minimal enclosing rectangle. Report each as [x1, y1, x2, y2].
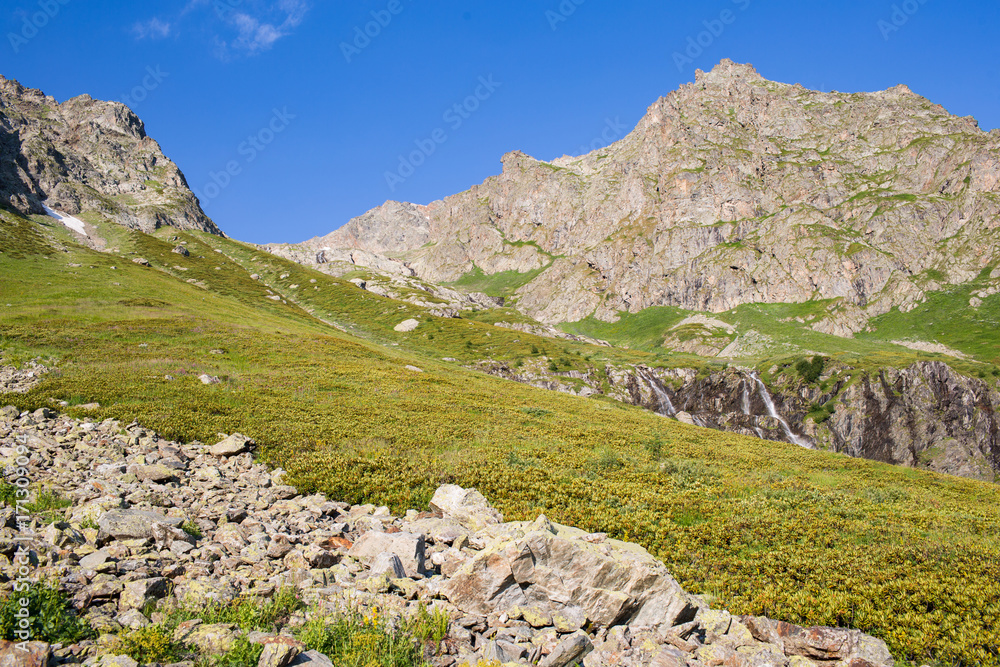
[281, 60, 1000, 333]
[60, 93, 148, 140]
[311, 199, 429, 254]
[0, 73, 221, 236]
[695, 58, 763, 84]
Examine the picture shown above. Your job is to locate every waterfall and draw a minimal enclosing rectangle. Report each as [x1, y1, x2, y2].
[641, 371, 677, 417]
[751, 373, 813, 449]
[742, 380, 765, 438]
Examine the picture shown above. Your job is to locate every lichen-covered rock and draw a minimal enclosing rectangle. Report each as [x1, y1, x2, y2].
[257, 636, 305, 667]
[0, 641, 50, 667]
[348, 531, 425, 577]
[430, 485, 503, 529]
[175, 623, 240, 655]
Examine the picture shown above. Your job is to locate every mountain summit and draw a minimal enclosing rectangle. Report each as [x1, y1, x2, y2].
[281, 60, 1000, 335]
[0, 74, 221, 235]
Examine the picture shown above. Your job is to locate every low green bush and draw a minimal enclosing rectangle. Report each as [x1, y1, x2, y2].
[0, 581, 93, 644]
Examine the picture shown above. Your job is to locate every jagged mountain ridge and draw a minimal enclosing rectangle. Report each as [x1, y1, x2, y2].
[0, 74, 221, 235]
[282, 59, 1000, 334]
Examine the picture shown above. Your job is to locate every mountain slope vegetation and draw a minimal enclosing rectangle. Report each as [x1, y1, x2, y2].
[2, 207, 999, 665]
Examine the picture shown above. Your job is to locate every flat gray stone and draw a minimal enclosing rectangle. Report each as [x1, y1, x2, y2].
[98, 510, 183, 541]
[209, 433, 251, 457]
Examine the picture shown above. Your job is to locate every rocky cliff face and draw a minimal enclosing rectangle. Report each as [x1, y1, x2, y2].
[285, 60, 1000, 333]
[477, 359, 1000, 482]
[0, 75, 221, 235]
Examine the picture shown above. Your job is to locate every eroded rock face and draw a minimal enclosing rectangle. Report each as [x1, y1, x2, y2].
[821, 362, 1000, 480]
[0, 410, 894, 666]
[0, 75, 221, 235]
[284, 60, 1000, 333]
[442, 519, 698, 630]
[476, 358, 1000, 482]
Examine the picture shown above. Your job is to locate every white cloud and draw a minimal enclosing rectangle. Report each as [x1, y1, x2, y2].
[132, 18, 172, 40]
[215, 0, 311, 57]
[135, 1, 310, 58]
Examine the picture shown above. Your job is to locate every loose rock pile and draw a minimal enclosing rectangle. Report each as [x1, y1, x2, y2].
[0, 408, 895, 666]
[0, 361, 49, 394]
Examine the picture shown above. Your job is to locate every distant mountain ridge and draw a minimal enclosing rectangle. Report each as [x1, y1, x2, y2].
[0, 74, 221, 235]
[278, 60, 1000, 335]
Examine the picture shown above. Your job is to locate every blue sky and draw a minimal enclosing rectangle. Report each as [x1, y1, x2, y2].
[3, 0, 999, 244]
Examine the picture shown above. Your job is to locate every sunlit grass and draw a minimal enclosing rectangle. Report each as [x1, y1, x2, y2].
[1, 210, 999, 665]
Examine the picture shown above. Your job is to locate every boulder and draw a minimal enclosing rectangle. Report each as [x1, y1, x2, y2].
[173, 578, 237, 605]
[119, 577, 168, 610]
[258, 636, 305, 667]
[116, 608, 151, 629]
[539, 631, 593, 667]
[288, 651, 334, 667]
[79, 549, 110, 569]
[134, 464, 176, 483]
[348, 531, 425, 577]
[215, 523, 249, 554]
[0, 641, 50, 667]
[552, 605, 587, 633]
[98, 509, 184, 541]
[370, 552, 406, 579]
[480, 640, 524, 663]
[393, 319, 420, 332]
[429, 485, 503, 529]
[741, 616, 895, 665]
[210, 433, 252, 457]
[443, 520, 699, 631]
[175, 622, 240, 655]
[95, 656, 139, 667]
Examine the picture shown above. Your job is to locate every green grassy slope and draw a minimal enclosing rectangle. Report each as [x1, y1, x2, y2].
[1, 210, 999, 666]
[563, 294, 1000, 378]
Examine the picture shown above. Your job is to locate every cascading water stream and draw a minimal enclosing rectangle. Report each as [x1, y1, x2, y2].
[740, 379, 766, 438]
[750, 373, 812, 449]
[642, 372, 677, 417]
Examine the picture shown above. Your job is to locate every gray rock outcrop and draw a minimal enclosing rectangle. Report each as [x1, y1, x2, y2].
[0, 74, 221, 235]
[281, 60, 1000, 335]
